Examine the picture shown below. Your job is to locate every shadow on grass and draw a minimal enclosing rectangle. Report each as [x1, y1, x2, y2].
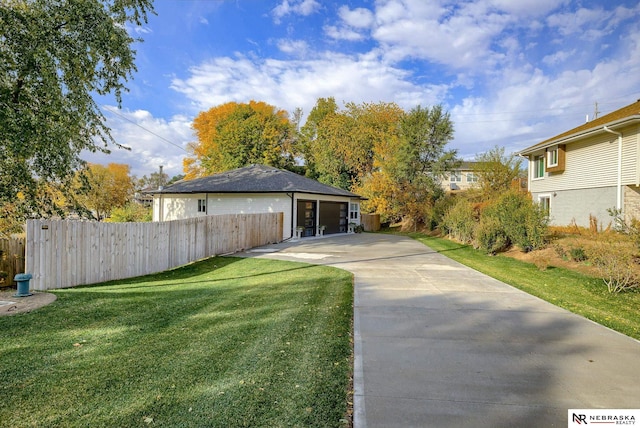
[0, 256, 354, 427]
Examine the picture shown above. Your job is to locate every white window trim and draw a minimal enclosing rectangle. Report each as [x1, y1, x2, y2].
[466, 172, 478, 183]
[532, 155, 545, 181]
[547, 146, 558, 168]
[538, 194, 551, 214]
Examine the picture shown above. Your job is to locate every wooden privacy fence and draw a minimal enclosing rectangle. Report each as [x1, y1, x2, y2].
[0, 236, 26, 287]
[26, 213, 283, 291]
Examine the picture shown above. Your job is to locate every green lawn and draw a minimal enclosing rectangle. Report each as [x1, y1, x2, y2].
[406, 232, 640, 341]
[0, 257, 353, 427]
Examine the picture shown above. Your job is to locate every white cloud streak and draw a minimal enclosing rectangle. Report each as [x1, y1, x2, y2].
[83, 108, 193, 178]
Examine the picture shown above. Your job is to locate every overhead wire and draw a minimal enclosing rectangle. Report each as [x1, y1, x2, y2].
[102, 105, 189, 153]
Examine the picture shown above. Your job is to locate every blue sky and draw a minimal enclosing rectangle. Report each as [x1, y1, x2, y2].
[89, 0, 640, 179]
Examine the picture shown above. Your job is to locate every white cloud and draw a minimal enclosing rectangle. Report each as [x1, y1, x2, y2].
[339, 6, 375, 28]
[83, 108, 193, 178]
[324, 6, 374, 41]
[488, 0, 568, 17]
[370, 0, 514, 69]
[169, 52, 449, 120]
[542, 49, 576, 66]
[277, 39, 310, 56]
[324, 25, 366, 41]
[272, 0, 321, 23]
[547, 7, 609, 37]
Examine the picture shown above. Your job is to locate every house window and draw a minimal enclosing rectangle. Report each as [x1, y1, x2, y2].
[349, 203, 360, 220]
[450, 172, 462, 182]
[547, 147, 558, 167]
[533, 155, 545, 179]
[197, 199, 206, 213]
[466, 172, 478, 183]
[538, 195, 551, 216]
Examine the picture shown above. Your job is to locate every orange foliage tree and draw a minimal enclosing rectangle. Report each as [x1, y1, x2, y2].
[74, 163, 135, 220]
[184, 101, 296, 178]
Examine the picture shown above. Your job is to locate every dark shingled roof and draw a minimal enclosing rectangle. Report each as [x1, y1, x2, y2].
[152, 164, 362, 198]
[520, 100, 640, 155]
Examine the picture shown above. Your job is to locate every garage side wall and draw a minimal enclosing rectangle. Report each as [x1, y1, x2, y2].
[154, 193, 292, 239]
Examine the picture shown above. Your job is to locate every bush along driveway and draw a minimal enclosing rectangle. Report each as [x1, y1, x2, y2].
[0, 257, 353, 427]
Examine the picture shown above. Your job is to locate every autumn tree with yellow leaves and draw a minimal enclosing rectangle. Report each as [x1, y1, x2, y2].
[184, 101, 296, 178]
[301, 99, 458, 227]
[74, 163, 135, 220]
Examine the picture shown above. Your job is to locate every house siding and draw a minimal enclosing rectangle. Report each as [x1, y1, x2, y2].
[529, 133, 618, 193]
[533, 187, 616, 228]
[529, 124, 639, 195]
[528, 124, 640, 228]
[624, 186, 640, 223]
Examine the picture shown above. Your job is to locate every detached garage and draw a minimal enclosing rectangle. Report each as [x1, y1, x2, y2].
[149, 164, 363, 240]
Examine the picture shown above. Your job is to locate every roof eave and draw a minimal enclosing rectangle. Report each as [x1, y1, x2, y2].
[151, 189, 363, 198]
[519, 115, 640, 156]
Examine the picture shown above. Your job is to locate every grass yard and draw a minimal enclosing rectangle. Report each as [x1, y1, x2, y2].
[405, 232, 640, 341]
[0, 257, 353, 427]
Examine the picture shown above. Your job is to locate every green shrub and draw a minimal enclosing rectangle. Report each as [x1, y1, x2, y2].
[474, 215, 509, 254]
[569, 247, 588, 262]
[441, 198, 476, 244]
[106, 203, 152, 223]
[483, 191, 548, 252]
[427, 194, 457, 231]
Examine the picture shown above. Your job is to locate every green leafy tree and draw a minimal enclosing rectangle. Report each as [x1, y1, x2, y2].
[301, 99, 403, 190]
[474, 146, 523, 199]
[357, 105, 458, 227]
[136, 170, 169, 191]
[0, 0, 154, 227]
[298, 97, 340, 181]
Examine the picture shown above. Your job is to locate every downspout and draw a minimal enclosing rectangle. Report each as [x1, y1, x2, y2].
[603, 126, 623, 211]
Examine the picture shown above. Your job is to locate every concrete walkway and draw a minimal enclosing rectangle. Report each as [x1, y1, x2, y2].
[240, 233, 640, 427]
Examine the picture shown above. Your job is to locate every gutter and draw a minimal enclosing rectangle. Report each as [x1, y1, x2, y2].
[520, 115, 640, 156]
[603, 126, 623, 211]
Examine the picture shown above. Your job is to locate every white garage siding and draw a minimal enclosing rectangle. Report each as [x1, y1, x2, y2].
[155, 193, 293, 238]
[153, 192, 361, 241]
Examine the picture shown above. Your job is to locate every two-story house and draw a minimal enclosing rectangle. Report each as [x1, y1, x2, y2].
[519, 100, 640, 227]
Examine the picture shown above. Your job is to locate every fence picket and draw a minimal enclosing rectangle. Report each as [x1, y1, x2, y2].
[23, 213, 282, 291]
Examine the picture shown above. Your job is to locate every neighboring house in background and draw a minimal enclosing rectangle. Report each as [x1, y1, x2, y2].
[443, 162, 480, 192]
[519, 100, 640, 227]
[147, 164, 363, 239]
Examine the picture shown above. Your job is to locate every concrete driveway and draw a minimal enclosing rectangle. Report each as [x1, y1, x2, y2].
[240, 233, 640, 427]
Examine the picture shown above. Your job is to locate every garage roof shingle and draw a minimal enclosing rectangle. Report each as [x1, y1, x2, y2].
[152, 164, 362, 198]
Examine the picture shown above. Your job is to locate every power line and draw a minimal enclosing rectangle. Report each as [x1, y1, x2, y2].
[102, 105, 189, 153]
